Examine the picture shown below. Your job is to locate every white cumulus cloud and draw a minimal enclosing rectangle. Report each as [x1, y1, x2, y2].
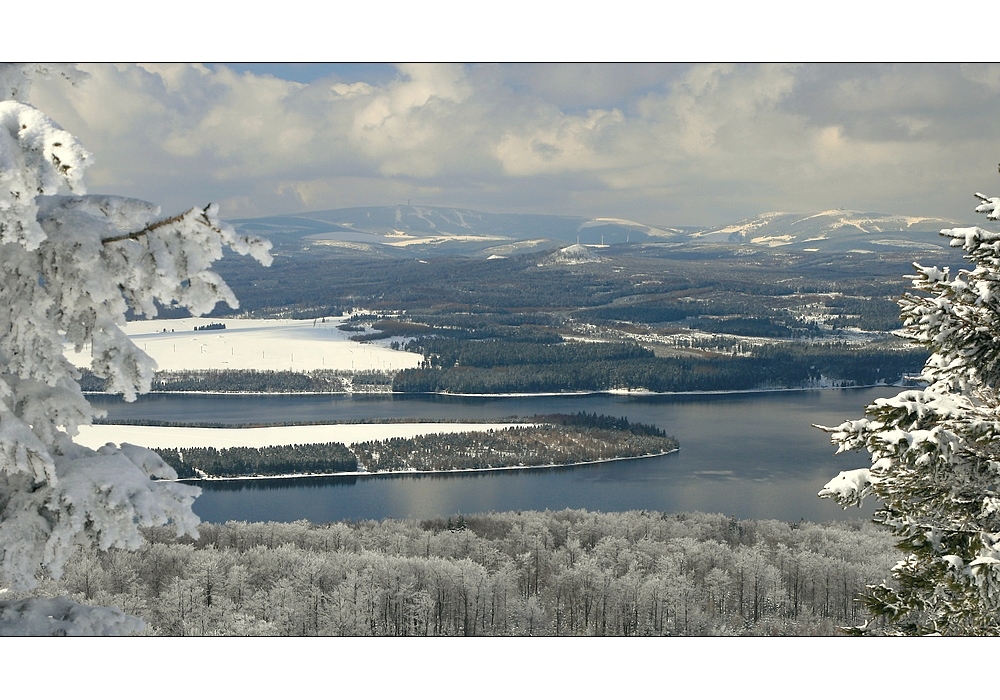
[25, 62, 1000, 226]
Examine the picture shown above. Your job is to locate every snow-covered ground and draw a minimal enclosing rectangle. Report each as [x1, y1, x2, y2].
[384, 233, 510, 247]
[64, 316, 531, 453]
[64, 316, 423, 373]
[76, 422, 531, 450]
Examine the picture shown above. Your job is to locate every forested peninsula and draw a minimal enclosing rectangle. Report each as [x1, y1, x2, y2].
[153, 413, 678, 480]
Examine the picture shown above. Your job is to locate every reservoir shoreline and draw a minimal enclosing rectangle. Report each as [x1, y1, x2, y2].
[176, 448, 679, 484]
[88, 386, 895, 523]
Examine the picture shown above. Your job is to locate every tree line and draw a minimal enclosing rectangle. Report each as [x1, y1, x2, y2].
[393, 338, 927, 394]
[30, 509, 897, 636]
[78, 341, 924, 395]
[80, 369, 396, 393]
[156, 443, 358, 479]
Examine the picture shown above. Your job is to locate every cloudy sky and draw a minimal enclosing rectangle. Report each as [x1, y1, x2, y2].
[25, 62, 1000, 227]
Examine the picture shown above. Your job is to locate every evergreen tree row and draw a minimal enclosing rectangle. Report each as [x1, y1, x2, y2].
[80, 369, 395, 393]
[393, 342, 927, 394]
[540, 411, 669, 437]
[404, 337, 655, 368]
[156, 443, 358, 479]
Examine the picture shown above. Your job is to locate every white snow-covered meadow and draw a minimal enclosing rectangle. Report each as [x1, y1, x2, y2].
[64, 316, 504, 454]
[75, 422, 531, 451]
[64, 316, 424, 373]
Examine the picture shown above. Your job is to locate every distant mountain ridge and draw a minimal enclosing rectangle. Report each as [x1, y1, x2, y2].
[232, 205, 691, 253]
[231, 205, 973, 258]
[688, 210, 968, 254]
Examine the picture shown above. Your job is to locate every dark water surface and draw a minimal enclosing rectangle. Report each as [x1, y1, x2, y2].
[91, 388, 894, 524]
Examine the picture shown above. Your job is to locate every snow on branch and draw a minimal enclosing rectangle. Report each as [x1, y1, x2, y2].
[818, 468, 876, 507]
[100, 204, 270, 259]
[0, 64, 272, 607]
[819, 186, 1000, 634]
[0, 596, 143, 636]
[975, 192, 1000, 221]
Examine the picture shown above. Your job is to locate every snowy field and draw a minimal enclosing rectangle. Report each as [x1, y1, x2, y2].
[66, 316, 526, 453]
[64, 316, 423, 373]
[76, 422, 531, 451]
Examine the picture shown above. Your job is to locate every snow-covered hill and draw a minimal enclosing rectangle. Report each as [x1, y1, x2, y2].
[541, 243, 602, 266]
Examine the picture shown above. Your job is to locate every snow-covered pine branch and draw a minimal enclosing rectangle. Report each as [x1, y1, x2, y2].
[974, 192, 1000, 221]
[817, 183, 1000, 635]
[0, 64, 271, 633]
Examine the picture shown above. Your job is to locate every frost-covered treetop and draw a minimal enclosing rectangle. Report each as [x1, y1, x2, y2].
[0, 63, 271, 620]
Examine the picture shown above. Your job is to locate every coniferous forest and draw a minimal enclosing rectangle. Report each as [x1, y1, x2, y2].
[351, 416, 677, 473]
[394, 338, 925, 394]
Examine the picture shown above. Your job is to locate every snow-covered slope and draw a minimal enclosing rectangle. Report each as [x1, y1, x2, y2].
[75, 422, 529, 451]
[64, 317, 423, 373]
[689, 210, 966, 253]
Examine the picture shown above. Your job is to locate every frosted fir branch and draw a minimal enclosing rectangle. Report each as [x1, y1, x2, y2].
[99, 203, 272, 271]
[0, 64, 272, 612]
[100, 206, 216, 244]
[974, 193, 1000, 221]
[942, 225, 1000, 253]
[818, 467, 876, 507]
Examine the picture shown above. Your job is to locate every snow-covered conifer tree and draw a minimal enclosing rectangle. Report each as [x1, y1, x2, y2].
[819, 186, 1000, 635]
[0, 64, 271, 634]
